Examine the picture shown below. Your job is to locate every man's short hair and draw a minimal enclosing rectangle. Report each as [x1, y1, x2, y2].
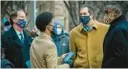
[36, 12, 53, 32]
[104, 4, 122, 16]
[80, 4, 96, 19]
[10, 9, 25, 25]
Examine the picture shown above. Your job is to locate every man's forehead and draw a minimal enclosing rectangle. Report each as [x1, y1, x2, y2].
[80, 7, 89, 14]
[17, 10, 26, 16]
[105, 8, 115, 14]
[106, 8, 112, 12]
[80, 7, 88, 11]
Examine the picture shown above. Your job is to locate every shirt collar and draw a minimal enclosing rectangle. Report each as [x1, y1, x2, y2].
[39, 32, 53, 41]
[110, 15, 126, 26]
[79, 20, 98, 32]
[14, 29, 23, 35]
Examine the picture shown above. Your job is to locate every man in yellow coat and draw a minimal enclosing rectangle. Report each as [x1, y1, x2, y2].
[70, 5, 109, 68]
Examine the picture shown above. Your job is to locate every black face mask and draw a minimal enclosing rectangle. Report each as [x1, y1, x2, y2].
[80, 16, 90, 25]
[48, 26, 55, 36]
[51, 30, 55, 36]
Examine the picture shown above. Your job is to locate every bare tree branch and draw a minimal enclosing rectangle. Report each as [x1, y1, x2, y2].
[64, 1, 77, 26]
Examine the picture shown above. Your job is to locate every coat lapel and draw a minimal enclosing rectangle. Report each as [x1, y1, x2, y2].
[9, 27, 23, 48]
[23, 31, 28, 46]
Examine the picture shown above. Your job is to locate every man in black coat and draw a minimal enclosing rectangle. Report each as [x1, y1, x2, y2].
[102, 4, 128, 68]
[1, 9, 32, 68]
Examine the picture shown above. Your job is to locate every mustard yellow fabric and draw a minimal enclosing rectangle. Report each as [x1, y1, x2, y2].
[70, 20, 109, 68]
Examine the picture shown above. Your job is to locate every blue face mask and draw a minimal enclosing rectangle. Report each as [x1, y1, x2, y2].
[17, 19, 26, 28]
[80, 16, 90, 25]
[52, 22, 62, 35]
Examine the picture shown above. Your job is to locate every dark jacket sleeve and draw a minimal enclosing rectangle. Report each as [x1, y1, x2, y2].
[113, 29, 128, 67]
[102, 29, 128, 68]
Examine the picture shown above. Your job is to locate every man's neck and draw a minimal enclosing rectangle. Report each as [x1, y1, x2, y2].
[45, 30, 51, 37]
[13, 24, 23, 32]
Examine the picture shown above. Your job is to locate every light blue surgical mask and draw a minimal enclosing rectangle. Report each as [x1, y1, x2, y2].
[52, 22, 62, 35]
[56, 28, 62, 35]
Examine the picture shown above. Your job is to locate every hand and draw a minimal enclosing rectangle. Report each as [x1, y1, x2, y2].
[60, 53, 68, 63]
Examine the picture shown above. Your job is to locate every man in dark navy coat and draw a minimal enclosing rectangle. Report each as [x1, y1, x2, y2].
[1, 9, 32, 68]
[102, 4, 128, 68]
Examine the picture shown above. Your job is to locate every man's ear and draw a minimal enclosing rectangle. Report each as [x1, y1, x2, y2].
[12, 17, 17, 23]
[46, 25, 51, 30]
[90, 14, 94, 20]
[46, 25, 49, 29]
[90, 15, 93, 19]
[89, 12, 94, 19]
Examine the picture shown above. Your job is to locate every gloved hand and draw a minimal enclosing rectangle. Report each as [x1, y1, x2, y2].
[62, 52, 74, 65]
